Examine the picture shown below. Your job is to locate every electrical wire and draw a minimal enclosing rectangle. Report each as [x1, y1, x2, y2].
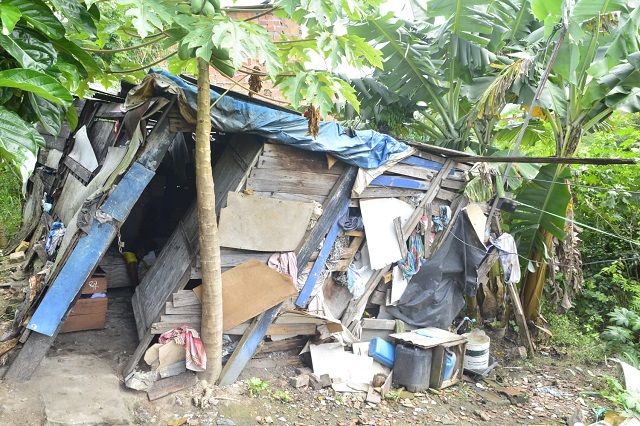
[482, 171, 640, 195]
[447, 229, 640, 268]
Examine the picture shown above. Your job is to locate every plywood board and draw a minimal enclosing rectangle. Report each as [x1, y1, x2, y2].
[390, 327, 466, 349]
[359, 198, 416, 270]
[466, 204, 487, 242]
[218, 192, 314, 252]
[193, 259, 297, 331]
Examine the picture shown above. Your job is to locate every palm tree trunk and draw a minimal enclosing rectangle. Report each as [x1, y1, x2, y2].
[195, 57, 223, 383]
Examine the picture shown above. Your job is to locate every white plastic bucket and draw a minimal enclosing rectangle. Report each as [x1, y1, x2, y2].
[462, 329, 490, 370]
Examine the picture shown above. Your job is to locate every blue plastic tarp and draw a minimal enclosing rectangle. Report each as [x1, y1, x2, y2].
[151, 70, 410, 169]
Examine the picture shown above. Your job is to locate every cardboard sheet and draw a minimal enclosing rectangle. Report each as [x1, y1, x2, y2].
[360, 198, 416, 269]
[310, 342, 374, 384]
[193, 259, 298, 330]
[218, 192, 314, 252]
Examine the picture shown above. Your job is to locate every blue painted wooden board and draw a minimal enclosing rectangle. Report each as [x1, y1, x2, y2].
[370, 175, 429, 190]
[218, 303, 281, 386]
[100, 162, 155, 222]
[27, 162, 155, 336]
[295, 199, 350, 308]
[27, 221, 116, 336]
[400, 156, 455, 174]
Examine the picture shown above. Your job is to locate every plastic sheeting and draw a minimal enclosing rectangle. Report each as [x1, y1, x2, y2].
[386, 211, 486, 329]
[125, 70, 411, 169]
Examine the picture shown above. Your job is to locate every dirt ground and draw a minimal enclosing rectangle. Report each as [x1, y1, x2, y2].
[0, 283, 626, 426]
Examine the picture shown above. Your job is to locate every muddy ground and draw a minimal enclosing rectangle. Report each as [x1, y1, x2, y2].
[0, 282, 625, 426]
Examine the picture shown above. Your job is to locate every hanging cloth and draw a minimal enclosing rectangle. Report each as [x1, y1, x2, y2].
[489, 233, 521, 284]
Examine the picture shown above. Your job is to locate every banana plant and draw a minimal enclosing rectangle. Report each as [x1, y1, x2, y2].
[343, 0, 540, 147]
[508, 0, 640, 319]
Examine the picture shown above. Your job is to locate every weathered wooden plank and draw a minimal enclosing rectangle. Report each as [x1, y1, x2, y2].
[356, 187, 425, 199]
[436, 188, 457, 202]
[255, 154, 345, 175]
[147, 371, 197, 401]
[508, 281, 535, 355]
[441, 178, 466, 190]
[136, 98, 177, 169]
[190, 248, 272, 279]
[388, 163, 436, 181]
[246, 169, 339, 197]
[295, 199, 349, 308]
[171, 289, 201, 308]
[333, 236, 365, 272]
[165, 302, 202, 315]
[262, 143, 328, 161]
[252, 191, 326, 204]
[62, 156, 92, 183]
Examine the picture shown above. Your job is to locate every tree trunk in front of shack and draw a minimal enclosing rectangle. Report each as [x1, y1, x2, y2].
[195, 57, 223, 383]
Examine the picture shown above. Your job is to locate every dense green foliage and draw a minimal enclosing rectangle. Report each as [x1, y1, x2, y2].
[0, 170, 22, 247]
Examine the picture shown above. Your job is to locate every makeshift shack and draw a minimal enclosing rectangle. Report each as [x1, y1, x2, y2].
[0, 70, 502, 393]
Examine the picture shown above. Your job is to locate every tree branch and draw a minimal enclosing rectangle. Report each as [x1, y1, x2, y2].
[107, 51, 177, 74]
[83, 35, 169, 53]
[241, 6, 282, 21]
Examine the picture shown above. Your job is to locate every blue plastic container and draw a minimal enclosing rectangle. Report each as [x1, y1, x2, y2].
[368, 337, 395, 367]
[443, 349, 456, 381]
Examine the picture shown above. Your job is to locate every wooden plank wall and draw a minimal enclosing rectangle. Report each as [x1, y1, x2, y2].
[247, 143, 345, 205]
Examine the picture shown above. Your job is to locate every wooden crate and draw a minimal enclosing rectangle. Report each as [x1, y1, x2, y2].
[60, 298, 108, 333]
[429, 340, 466, 389]
[80, 272, 107, 294]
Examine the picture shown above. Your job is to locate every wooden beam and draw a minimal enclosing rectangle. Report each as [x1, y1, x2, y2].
[295, 200, 349, 308]
[508, 281, 535, 355]
[449, 156, 637, 165]
[217, 304, 281, 386]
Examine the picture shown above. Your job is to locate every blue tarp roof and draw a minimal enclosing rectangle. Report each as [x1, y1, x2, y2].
[151, 70, 410, 169]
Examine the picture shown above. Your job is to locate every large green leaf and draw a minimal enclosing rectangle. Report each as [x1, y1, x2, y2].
[52, 38, 101, 75]
[2, 0, 65, 39]
[48, 0, 97, 35]
[0, 68, 73, 106]
[0, 106, 40, 183]
[508, 164, 573, 264]
[0, 26, 56, 71]
[0, 4, 21, 35]
[28, 93, 64, 136]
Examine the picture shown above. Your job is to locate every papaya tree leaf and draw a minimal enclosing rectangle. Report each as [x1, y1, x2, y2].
[0, 68, 73, 106]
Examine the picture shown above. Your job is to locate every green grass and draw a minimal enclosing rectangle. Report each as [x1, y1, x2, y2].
[0, 171, 23, 248]
[546, 311, 607, 364]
